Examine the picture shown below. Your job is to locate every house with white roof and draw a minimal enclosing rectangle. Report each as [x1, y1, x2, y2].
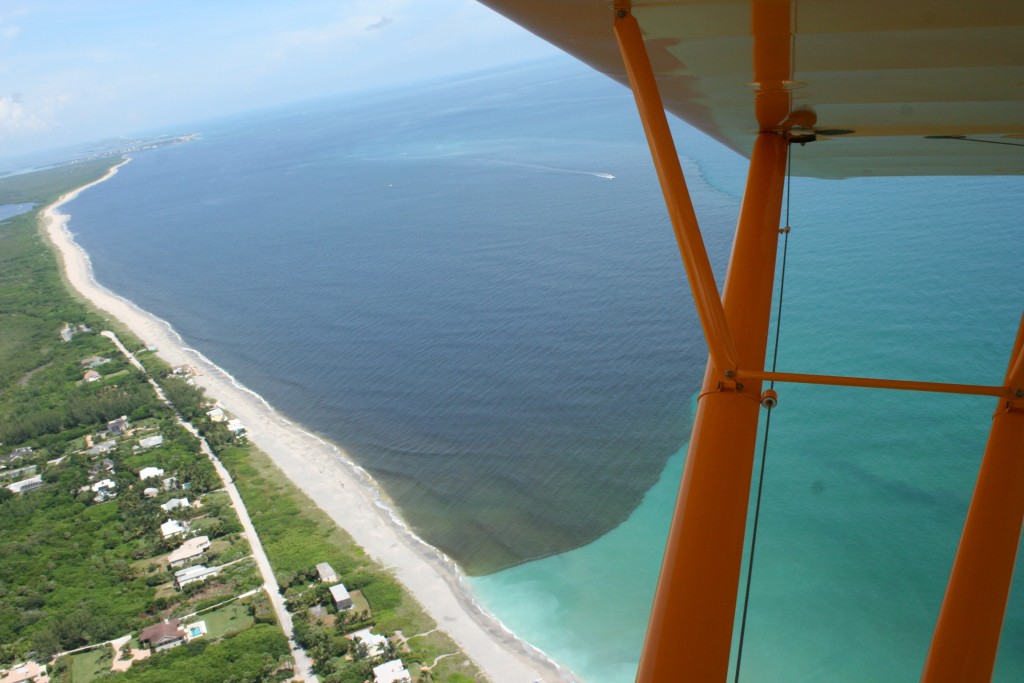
[227, 419, 246, 434]
[329, 583, 353, 610]
[160, 520, 187, 539]
[138, 435, 164, 449]
[160, 497, 190, 512]
[206, 407, 225, 422]
[6, 476, 43, 495]
[167, 536, 211, 568]
[139, 466, 164, 481]
[372, 659, 411, 683]
[174, 564, 220, 589]
[316, 562, 338, 583]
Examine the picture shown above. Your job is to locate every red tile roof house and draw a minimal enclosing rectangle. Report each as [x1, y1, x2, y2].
[139, 619, 186, 652]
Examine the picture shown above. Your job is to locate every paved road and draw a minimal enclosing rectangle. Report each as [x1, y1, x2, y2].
[103, 331, 318, 682]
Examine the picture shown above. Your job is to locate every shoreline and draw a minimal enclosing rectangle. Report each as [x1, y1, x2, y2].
[39, 158, 576, 683]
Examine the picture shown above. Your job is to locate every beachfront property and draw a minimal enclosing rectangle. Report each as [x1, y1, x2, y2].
[6, 476, 43, 495]
[227, 419, 245, 434]
[160, 519, 187, 539]
[372, 659, 411, 683]
[174, 564, 220, 589]
[139, 466, 164, 481]
[139, 618, 185, 652]
[138, 435, 164, 449]
[316, 562, 338, 583]
[167, 535, 210, 568]
[206, 407, 225, 422]
[329, 583, 354, 611]
[348, 628, 389, 658]
[160, 497, 190, 512]
[0, 661, 48, 683]
[82, 369, 101, 382]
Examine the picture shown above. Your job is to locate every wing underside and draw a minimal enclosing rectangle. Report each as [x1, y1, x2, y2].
[479, 0, 1024, 178]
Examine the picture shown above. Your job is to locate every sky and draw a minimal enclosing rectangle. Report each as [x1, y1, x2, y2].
[0, 1, 560, 160]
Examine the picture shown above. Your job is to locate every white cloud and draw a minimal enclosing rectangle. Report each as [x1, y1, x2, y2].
[0, 92, 70, 136]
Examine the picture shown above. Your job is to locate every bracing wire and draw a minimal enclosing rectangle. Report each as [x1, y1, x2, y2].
[733, 141, 794, 683]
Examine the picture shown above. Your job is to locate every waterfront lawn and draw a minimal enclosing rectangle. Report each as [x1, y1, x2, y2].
[69, 645, 114, 683]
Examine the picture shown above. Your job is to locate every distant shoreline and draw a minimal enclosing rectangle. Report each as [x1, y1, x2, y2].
[38, 158, 576, 683]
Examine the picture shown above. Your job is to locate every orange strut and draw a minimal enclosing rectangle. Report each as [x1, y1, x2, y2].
[613, 9, 740, 376]
[922, 313, 1024, 682]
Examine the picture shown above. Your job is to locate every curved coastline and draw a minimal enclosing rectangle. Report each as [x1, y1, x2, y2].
[39, 158, 576, 683]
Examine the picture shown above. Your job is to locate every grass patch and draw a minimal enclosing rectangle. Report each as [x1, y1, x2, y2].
[69, 644, 113, 682]
[192, 602, 253, 640]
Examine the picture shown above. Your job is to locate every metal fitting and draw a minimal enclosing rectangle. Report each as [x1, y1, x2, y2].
[760, 389, 779, 409]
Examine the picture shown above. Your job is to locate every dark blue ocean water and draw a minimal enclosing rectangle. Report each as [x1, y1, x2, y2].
[63, 56, 1024, 681]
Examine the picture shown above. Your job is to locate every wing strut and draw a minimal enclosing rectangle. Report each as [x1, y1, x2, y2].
[614, 4, 788, 680]
[922, 313, 1024, 682]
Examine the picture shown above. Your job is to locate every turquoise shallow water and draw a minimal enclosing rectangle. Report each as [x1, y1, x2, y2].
[474, 168, 1024, 682]
[52, 54, 1024, 681]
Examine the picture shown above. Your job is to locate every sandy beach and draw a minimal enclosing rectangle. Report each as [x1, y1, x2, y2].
[40, 159, 574, 683]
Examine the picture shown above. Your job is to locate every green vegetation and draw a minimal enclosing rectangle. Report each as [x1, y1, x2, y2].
[69, 645, 114, 683]
[217, 444, 482, 682]
[0, 161, 284, 677]
[104, 624, 291, 683]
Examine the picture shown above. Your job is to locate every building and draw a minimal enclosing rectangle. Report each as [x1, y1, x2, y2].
[0, 661, 48, 683]
[86, 441, 117, 456]
[329, 583, 353, 611]
[162, 476, 178, 491]
[107, 416, 129, 435]
[227, 419, 246, 434]
[349, 628, 389, 658]
[6, 476, 43, 495]
[90, 479, 117, 502]
[174, 564, 220, 589]
[6, 447, 33, 461]
[143, 487, 160, 498]
[206, 407, 225, 422]
[316, 562, 338, 583]
[83, 370, 101, 382]
[79, 356, 110, 369]
[167, 535, 211, 568]
[160, 520, 187, 539]
[139, 466, 164, 481]
[160, 497, 190, 512]
[372, 660, 411, 683]
[139, 619, 185, 652]
[138, 435, 164, 449]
